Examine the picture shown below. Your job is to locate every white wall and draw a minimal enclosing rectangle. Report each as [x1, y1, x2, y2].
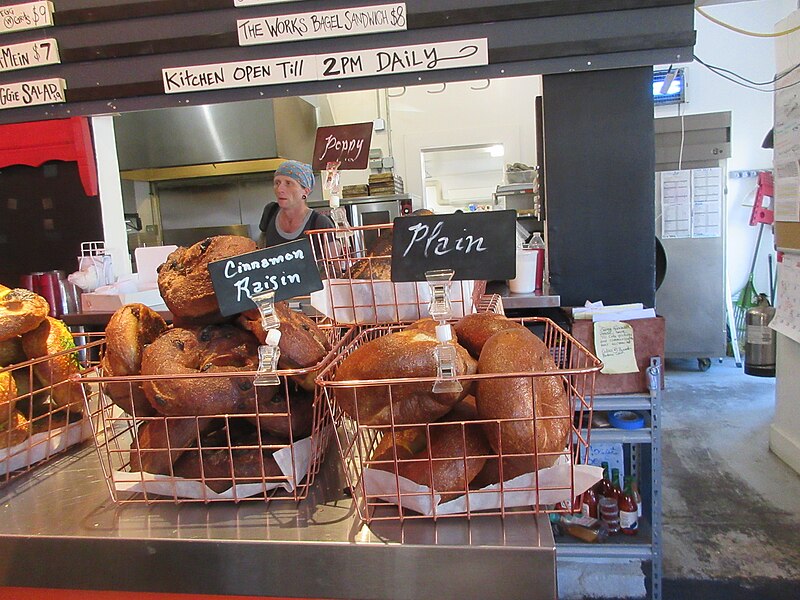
[657, 0, 797, 300]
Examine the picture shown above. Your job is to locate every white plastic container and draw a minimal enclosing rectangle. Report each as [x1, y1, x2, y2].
[508, 245, 539, 294]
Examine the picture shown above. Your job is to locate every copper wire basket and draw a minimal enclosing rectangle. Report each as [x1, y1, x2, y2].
[1, 332, 104, 486]
[83, 322, 356, 504]
[306, 223, 487, 325]
[316, 317, 602, 522]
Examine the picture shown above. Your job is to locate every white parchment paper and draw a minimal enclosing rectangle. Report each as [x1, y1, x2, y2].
[362, 460, 603, 516]
[0, 417, 93, 476]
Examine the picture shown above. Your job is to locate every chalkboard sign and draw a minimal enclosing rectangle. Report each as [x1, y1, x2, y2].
[390, 210, 517, 282]
[208, 237, 323, 316]
[312, 122, 373, 170]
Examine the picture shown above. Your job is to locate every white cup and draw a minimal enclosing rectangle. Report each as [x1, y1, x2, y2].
[508, 246, 539, 294]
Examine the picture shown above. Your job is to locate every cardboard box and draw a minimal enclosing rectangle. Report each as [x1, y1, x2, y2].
[81, 288, 166, 312]
[570, 316, 665, 395]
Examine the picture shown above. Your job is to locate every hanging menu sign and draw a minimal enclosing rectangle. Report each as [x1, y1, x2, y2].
[163, 38, 488, 94]
[1, 1, 54, 34]
[237, 3, 406, 46]
[0, 38, 59, 73]
[313, 122, 373, 170]
[0, 77, 64, 110]
[207, 237, 324, 316]
[390, 210, 517, 282]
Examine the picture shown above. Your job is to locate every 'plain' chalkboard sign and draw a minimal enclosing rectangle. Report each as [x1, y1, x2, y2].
[208, 237, 323, 316]
[390, 210, 517, 282]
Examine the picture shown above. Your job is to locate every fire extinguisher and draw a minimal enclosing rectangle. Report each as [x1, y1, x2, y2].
[744, 293, 776, 377]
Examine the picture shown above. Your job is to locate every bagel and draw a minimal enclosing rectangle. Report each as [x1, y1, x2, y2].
[129, 416, 214, 475]
[0, 289, 49, 343]
[475, 327, 570, 478]
[252, 382, 315, 440]
[0, 370, 17, 424]
[333, 327, 476, 425]
[21, 317, 85, 413]
[140, 325, 260, 416]
[0, 336, 27, 367]
[0, 410, 29, 449]
[157, 235, 257, 321]
[453, 312, 527, 359]
[172, 429, 284, 493]
[370, 401, 491, 500]
[102, 304, 168, 417]
[236, 302, 331, 391]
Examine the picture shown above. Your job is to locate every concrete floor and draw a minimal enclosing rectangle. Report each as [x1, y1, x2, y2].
[661, 357, 800, 598]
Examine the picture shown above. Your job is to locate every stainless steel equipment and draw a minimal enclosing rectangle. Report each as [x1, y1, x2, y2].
[744, 294, 776, 377]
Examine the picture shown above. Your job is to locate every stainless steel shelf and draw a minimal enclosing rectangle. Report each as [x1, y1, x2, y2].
[486, 281, 561, 309]
[0, 443, 557, 600]
[581, 427, 652, 444]
[556, 520, 654, 560]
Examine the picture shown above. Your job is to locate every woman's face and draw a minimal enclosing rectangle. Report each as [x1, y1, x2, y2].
[274, 175, 309, 209]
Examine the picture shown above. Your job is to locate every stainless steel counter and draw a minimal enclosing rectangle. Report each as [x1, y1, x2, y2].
[486, 281, 561, 310]
[0, 444, 556, 599]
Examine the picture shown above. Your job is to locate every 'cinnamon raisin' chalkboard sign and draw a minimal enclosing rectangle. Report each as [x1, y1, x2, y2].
[208, 237, 323, 316]
[390, 210, 517, 282]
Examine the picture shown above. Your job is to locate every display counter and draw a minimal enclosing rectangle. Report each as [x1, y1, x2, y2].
[0, 444, 556, 600]
[486, 281, 561, 310]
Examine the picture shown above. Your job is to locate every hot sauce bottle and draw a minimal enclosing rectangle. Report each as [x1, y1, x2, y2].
[619, 475, 639, 535]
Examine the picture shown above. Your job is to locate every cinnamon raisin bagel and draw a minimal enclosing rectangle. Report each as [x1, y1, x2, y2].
[172, 430, 284, 493]
[453, 312, 526, 359]
[129, 416, 214, 475]
[475, 327, 570, 477]
[237, 302, 331, 390]
[140, 325, 260, 416]
[333, 328, 477, 425]
[0, 289, 49, 342]
[157, 235, 257, 320]
[252, 382, 315, 440]
[21, 317, 85, 413]
[102, 304, 168, 417]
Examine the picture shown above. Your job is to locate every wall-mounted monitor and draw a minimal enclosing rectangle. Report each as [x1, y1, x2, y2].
[653, 67, 686, 106]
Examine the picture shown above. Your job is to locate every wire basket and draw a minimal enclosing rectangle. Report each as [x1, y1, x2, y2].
[306, 223, 487, 325]
[1, 332, 104, 486]
[316, 317, 602, 523]
[83, 322, 356, 504]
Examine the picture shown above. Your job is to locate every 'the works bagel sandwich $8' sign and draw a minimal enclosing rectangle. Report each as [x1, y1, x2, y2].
[208, 237, 323, 316]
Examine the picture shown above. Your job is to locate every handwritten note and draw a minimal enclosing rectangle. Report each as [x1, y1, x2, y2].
[593, 321, 639, 375]
[771, 254, 800, 344]
[238, 3, 406, 46]
[163, 38, 488, 94]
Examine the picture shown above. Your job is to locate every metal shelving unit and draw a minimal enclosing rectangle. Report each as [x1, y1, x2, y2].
[558, 362, 663, 600]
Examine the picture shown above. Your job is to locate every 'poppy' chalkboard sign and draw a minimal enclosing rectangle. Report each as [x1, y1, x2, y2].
[390, 210, 517, 282]
[208, 237, 323, 316]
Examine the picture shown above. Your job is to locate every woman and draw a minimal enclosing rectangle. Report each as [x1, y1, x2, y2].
[257, 160, 334, 248]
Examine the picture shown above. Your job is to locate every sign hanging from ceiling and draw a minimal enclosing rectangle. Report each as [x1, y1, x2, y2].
[313, 122, 373, 170]
[238, 3, 407, 46]
[163, 38, 488, 94]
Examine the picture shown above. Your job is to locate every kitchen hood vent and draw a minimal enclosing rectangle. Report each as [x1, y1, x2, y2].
[115, 96, 316, 182]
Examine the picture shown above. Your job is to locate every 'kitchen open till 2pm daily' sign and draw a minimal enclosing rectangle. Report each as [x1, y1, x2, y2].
[162, 38, 488, 94]
[208, 237, 323, 316]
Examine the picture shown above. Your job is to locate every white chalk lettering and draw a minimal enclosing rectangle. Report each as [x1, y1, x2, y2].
[403, 221, 487, 258]
[317, 134, 364, 163]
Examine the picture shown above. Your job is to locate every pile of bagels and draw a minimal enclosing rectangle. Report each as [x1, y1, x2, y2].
[101, 235, 332, 493]
[330, 311, 571, 500]
[0, 284, 86, 451]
